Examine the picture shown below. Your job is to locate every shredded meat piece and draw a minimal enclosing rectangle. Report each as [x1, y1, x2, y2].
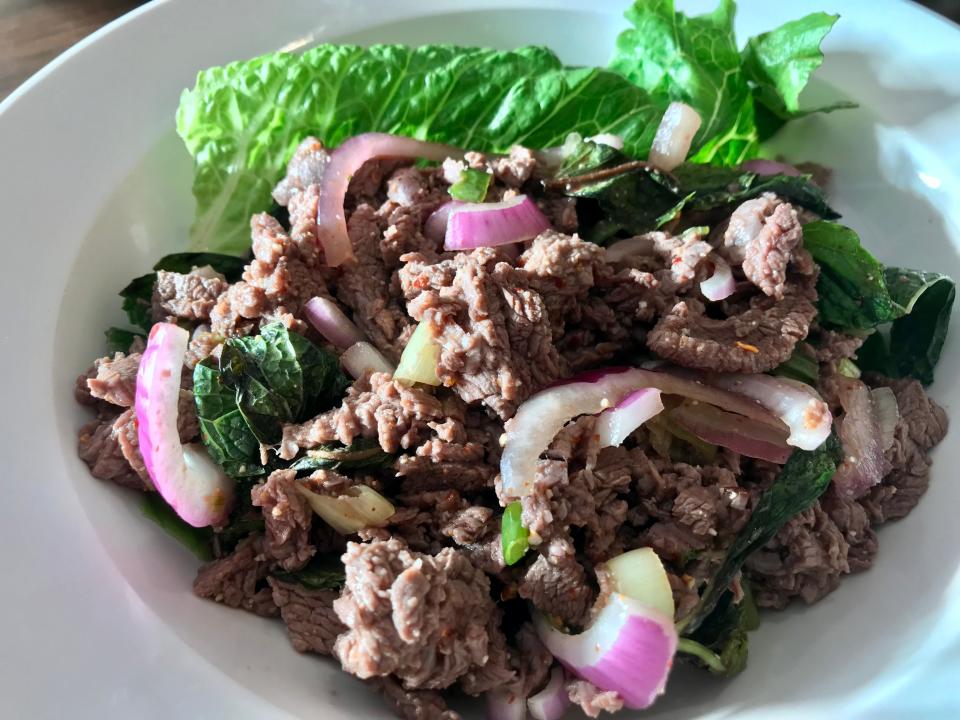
[334, 538, 500, 690]
[77, 419, 146, 490]
[400, 247, 566, 418]
[268, 578, 343, 655]
[373, 676, 461, 720]
[280, 372, 447, 459]
[646, 272, 817, 373]
[517, 536, 594, 628]
[272, 136, 331, 207]
[567, 679, 624, 718]
[193, 536, 278, 617]
[153, 269, 228, 322]
[251, 469, 315, 571]
[86, 352, 141, 407]
[724, 194, 804, 299]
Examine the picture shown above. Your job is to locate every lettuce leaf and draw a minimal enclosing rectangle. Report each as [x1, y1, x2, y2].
[176, 1, 845, 255]
[177, 44, 667, 254]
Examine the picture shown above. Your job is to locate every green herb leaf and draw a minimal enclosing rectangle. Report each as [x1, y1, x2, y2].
[448, 168, 492, 202]
[193, 358, 264, 477]
[140, 492, 214, 560]
[772, 342, 819, 385]
[740, 12, 845, 118]
[680, 434, 842, 634]
[859, 268, 955, 385]
[119, 273, 156, 332]
[272, 556, 345, 591]
[104, 327, 144, 355]
[289, 438, 393, 474]
[803, 221, 901, 329]
[502, 501, 530, 566]
[671, 164, 839, 219]
[680, 584, 760, 676]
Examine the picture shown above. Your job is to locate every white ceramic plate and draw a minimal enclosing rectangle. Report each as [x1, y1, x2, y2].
[1, 0, 959, 718]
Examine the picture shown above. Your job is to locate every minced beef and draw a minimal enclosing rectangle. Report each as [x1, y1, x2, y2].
[400, 247, 566, 418]
[193, 536, 278, 617]
[268, 578, 343, 655]
[334, 538, 499, 690]
[153, 268, 228, 322]
[251, 469, 315, 572]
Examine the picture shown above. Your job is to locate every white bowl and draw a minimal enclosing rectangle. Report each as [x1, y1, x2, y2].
[1, 0, 958, 718]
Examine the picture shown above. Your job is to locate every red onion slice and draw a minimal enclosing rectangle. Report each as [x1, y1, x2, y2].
[700, 256, 736, 302]
[316, 133, 462, 267]
[445, 195, 550, 251]
[740, 159, 802, 177]
[527, 667, 569, 720]
[303, 296, 363, 349]
[604, 547, 675, 619]
[648, 102, 702, 172]
[604, 235, 655, 264]
[534, 593, 677, 711]
[340, 341, 394, 379]
[672, 401, 792, 464]
[487, 688, 526, 720]
[595, 389, 664, 448]
[424, 201, 464, 243]
[872, 386, 900, 451]
[501, 367, 784, 499]
[136, 323, 234, 527]
[702, 373, 832, 451]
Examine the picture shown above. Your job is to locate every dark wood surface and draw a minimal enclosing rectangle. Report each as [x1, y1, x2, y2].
[1, 0, 958, 100]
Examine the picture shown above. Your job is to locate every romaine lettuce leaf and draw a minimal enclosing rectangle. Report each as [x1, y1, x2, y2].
[177, 44, 667, 254]
[176, 2, 846, 255]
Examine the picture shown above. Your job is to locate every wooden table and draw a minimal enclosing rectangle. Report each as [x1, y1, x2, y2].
[1, 0, 958, 101]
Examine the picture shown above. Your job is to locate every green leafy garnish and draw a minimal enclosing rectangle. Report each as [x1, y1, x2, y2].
[502, 501, 530, 566]
[610, 1, 845, 165]
[804, 222, 955, 383]
[140, 492, 213, 561]
[551, 138, 837, 239]
[680, 434, 842, 634]
[772, 342, 819, 385]
[679, 584, 760, 676]
[448, 168, 492, 202]
[272, 556, 345, 591]
[194, 323, 348, 477]
[289, 438, 393, 474]
[104, 327, 144, 355]
[175, 1, 845, 254]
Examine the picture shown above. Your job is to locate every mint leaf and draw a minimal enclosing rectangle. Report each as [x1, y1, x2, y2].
[141, 492, 214, 560]
[105, 327, 144, 354]
[193, 358, 263, 477]
[681, 434, 842, 634]
[289, 438, 393, 474]
[448, 168, 491, 202]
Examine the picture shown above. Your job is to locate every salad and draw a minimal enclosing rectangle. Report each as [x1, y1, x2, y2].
[75, 2, 953, 718]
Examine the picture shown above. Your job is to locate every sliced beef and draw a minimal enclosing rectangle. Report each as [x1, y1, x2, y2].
[77, 419, 146, 490]
[334, 538, 499, 691]
[337, 203, 415, 359]
[251, 469, 315, 571]
[279, 372, 448, 459]
[567, 679, 624, 718]
[459, 611, 517, 695]
[400, 247, 566, 418]
[373, 676, 461, 720]
[152, 269, 229, 322]
[112, 409, 150, 487]
[86, 352, 141, 407]
[646, 273, 817, 373]
[395, 440, 495, 494]
[209, 281, 268, 338]
[268, 578, 343, 655]
[861, 376, 948, 522]
[272, 136, 331, 207]
[193, 536, 278, 617]
[517, 536, 594, 628]
[724, 194, 803, 300]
